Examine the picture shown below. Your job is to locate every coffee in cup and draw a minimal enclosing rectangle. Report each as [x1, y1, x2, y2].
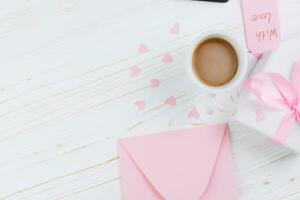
[186, 31, 248, 94]
[192, 38, 238, 87]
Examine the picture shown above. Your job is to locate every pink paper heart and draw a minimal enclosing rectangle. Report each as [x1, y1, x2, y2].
[188, 108, 200, 119]
[130, 66, 141, 77]
[138, 44, 149, 53]
[134, 100, 146, 111]
[256, 108, 266, 122]
[150, 79, 160, 88]
[169, 22, 180, 34]
[165, 96, 176, 107]
[162, 53, 173, 64]
[253, 52, 263, 59]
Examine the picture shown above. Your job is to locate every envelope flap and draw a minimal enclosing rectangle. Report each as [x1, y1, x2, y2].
[119, 124, 227, 200]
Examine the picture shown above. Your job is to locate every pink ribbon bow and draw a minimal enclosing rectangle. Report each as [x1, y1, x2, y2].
[244, 61, 300, 143]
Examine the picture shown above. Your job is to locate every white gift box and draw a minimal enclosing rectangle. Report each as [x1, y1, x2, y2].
[232, 36, 300, 153]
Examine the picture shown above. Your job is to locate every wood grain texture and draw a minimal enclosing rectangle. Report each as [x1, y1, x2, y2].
[0, 0, 300, 199]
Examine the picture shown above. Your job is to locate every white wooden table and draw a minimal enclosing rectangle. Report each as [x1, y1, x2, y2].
[1, 0, 300, 199]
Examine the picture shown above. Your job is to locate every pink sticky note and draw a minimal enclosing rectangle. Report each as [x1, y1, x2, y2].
[242, 0, 281, 54]
[118, 124, 238, 200]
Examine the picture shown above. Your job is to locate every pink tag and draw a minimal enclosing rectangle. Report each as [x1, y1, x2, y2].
[242, 0, 281, 54]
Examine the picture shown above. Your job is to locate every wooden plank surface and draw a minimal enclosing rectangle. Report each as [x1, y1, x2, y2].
[0, 0, 300, 199]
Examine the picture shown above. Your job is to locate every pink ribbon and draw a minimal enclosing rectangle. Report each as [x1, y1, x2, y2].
[244, 61, 300, 143]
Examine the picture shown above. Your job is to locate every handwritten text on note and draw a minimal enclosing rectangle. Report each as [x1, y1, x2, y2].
[242, 0, 281, 54]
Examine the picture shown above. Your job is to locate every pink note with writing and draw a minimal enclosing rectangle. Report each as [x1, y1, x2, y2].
[242, 0, 281, 54]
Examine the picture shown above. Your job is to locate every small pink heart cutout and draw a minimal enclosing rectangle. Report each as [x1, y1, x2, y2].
[169, 22, 180, 34]
[130, 66, 141, 77]
[150, 79, 160, 88]
[134, 100, 146, 111]
[138, 44, 149, 53]
[188, 108, 200, 119]
[162, 53, 173, 64]
[165, 96, 176, 107]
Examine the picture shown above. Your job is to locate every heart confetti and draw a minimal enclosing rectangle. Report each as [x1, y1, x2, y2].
[138, 44, 149, 53]
[130, 66, 141, 77]
[169, 22, 180, 35]
[134, 100, 146, 111]
[162, 53, 173, 64]
[188, 108, 200, 119]
[165, 96, 176, 107]
[150, 79, 160, 88]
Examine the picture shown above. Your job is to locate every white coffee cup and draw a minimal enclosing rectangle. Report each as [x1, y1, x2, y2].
[186, 31, 248, 113]
[186, 31, 248, 93]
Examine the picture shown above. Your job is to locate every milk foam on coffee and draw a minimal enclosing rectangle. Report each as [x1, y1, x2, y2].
[192, 38, 238, 87]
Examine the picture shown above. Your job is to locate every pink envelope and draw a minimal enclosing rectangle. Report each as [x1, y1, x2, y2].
[118, 123, 237, 200]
